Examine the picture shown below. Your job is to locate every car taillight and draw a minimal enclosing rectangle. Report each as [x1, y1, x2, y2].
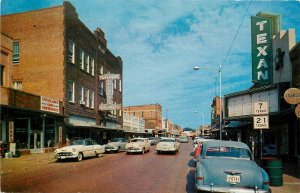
[197, 176, 203, 180]
[263, 181, 269, 185]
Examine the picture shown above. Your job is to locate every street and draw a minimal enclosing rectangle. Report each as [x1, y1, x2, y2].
[1, 142, 196, 193]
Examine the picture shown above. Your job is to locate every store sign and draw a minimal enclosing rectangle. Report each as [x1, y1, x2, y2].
[41, 96, 60, 113]
[284, 88, 300, 105]
[58, 126, 62, 142]
[9, 121, 14, 142]
[251, 16, 273, 84]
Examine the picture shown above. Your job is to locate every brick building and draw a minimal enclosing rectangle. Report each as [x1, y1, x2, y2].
[1, 2, 123, 153]
[123, 104, 162, 135]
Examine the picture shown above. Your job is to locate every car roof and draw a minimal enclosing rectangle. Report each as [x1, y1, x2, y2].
[203, 140, 250, 150]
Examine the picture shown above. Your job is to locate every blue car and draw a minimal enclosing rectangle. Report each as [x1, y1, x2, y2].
[195, 140, 270, 193]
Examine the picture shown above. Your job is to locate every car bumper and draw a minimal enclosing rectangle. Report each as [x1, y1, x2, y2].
[105, 147, 118, 152]
[126, 148, 143, 153]
[195, 185, 269, 193]
[55, 153, 78, 160]
[157, 148, 177, 152]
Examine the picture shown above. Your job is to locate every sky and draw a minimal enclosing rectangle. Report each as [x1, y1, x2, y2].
[1, 0, 300, 129]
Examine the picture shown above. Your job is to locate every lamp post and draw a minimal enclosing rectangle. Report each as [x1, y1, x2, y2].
[194, 66, 222, 140]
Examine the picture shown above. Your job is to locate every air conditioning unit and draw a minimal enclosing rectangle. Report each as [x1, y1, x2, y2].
[79, 100, 86, 105]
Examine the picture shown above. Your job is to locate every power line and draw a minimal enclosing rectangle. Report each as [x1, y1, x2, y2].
[220, 0, 253, 70]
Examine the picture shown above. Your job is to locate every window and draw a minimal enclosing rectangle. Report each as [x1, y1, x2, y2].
[68, 81, 75, 102]
[79, 85, 84, 103]
[0, 65, 4, 86]
[100, 66, 103, 75]
[113, 80, 117, 89]
[142, 112, 144, 117]
[119, 80, 122, 92]
[79, 50, 84, 70]
[90, 58, 95, 76]
[13, 81, 22, 90]
[13, 42, 20, 64]
[68, 40, 75, 64]
[99, 81, 104, 96]
[85, 88, 89, 107]
[84, 54, 89, 73]
[89, 90, 94, 108]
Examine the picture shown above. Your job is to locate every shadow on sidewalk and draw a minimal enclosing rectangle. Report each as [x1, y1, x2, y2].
[282, 161, 300, 179]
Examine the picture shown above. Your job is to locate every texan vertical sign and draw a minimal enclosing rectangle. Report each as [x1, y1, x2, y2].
[251, 16, 273, 85]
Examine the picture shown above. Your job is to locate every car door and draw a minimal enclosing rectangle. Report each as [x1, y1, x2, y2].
[121, 139, 127, 150]
[145, 139, 150, 151]
[85, 140, 95, 157]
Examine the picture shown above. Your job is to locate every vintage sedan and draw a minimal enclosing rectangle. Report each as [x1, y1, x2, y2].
[105, 138, 128, 153]
[148, 137, 159, 145]
[179, 136, 189, 143]
[125, 138, 151, 154]
[55, 139, 105, 162]
[195, 140, 270, 193]
[156, 137, 180, 154]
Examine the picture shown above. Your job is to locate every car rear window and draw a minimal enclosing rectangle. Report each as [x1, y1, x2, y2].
[205, 146, 251, 158]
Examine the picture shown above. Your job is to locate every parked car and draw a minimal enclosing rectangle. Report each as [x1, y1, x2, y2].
[125, 138, 150, 154]
[54, 139, 105, 162]
[104, 138, 128, 153]
[148, 137, 159, 145]
[156, 137, 180, 154]
[195, 140, 270, 193]
[179, 136, 189, 143]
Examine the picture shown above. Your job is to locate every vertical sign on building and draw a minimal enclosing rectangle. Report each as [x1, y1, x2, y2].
[251, 16, 273, 85]
[9, 121, 14, 142]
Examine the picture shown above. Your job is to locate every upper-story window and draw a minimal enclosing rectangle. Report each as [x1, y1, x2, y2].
[99, 81, 104, 96]
[113, 80, 117, 89]
[119, 80, 122, 92]
[13, 42, 20, 64]
[89, 90, 94, 109]
[68, 40, 75, 64]
[100, 66, 104, 75]
[68, 80, 75, 103]
[13, 81, 22, 90]
[85, 88, 90, 107]
[79, 49, 84, 70]
[79, 85, 85, 103]
[84, 54, 89, 73]
[90, 58, 95, 76]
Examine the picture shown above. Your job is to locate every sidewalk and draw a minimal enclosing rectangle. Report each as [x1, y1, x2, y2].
[270, 161, 300, 193]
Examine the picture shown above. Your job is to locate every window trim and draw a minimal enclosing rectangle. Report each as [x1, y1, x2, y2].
[13, 42, 20, 64]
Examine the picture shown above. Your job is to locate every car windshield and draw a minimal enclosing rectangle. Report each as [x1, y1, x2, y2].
[131, 139, 144, 142]
[111, 138, 121, 142]
[160, 139, 175, 142]
[72, 140, 85, 145]
[205, 146, 251, 158]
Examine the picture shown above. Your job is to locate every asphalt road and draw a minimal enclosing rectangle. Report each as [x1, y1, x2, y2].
[1, 141, 196, 193]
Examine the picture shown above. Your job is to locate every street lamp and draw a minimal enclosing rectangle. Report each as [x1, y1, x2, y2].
[194, 65, 222, 140]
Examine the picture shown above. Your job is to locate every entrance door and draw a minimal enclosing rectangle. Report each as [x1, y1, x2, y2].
[30, 130, 43, 153]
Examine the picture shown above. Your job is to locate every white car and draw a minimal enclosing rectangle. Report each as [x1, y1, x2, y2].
[156, 137, 180, 154]
[104, 138, 128, 153]
[55, 139, 105, 161]
[125, 138, 150, 154]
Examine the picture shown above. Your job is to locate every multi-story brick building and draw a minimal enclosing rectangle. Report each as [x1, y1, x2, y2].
[123, 104, 162, 135]
[1, 2, 123, 153]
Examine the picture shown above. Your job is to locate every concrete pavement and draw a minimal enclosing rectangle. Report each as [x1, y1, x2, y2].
[1, 153, 299, 193]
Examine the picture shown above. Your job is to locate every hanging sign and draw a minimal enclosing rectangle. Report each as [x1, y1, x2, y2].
[295, 104, 300, 118]
[284, 88, 300, 105]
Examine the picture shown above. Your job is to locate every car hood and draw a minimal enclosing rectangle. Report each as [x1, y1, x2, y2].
[201, 157, 263, 188]
[56, 145, 83, 152]
[126, 142, 143, 147]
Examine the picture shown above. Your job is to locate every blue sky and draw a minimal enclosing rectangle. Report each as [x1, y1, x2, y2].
[1, 0, 300, 129]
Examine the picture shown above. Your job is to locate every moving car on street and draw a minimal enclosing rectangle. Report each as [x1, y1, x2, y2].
[156, 137, 180, 154]
[55, 139, 105, 162]
[179, 136, 189, 143]
[148, 137, 159, 145]
[104, 138, 128, 153]
[125, 138, 151, 154]
[195, 140, 270, 193]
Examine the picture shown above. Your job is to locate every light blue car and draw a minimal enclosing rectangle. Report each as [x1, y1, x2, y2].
[195, 140, 270, 193]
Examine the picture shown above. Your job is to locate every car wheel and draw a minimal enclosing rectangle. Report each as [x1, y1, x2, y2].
[117, 147, 120, 153]
[157, 150, 160, 154]
[77, 152, 83, 162]
[142, 148, 145, 154]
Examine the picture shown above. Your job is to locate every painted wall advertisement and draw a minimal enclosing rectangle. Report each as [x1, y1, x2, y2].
[251, 16, 273, 85]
